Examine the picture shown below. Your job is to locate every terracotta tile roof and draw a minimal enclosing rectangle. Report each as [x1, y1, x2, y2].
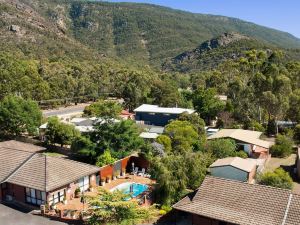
[285, 194, 300, 225]
[7, 154, 100, 192]
[173, 176, 300, 225]
[209, 157, 256, 172]
[0, 140, 46, 153]
[207, 129, 271, 149]
[0, 140, 100, 192]
[0, 147, 34, 182]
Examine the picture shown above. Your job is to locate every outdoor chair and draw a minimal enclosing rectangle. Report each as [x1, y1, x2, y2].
[132, 167, 139, 175]
[138, 168, 146, 176]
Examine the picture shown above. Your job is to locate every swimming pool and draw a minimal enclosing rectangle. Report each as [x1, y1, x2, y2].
[110, 182, 148, 198]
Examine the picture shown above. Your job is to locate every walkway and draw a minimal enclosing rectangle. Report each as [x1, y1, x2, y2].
[103, 174, 155, 190]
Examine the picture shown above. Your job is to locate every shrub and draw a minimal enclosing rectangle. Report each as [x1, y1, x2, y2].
[235, 150, 248, 158]
[258, 168, 293, 190]
[207, 139, 236, 159]
[270, 134, 294, 157]
[96, 149, 117, 167]
[248, 121, 265, 132]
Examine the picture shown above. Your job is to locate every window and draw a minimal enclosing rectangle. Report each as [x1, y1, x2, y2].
[25, 187, 46, 206]
[78, 176, 89, 192]
[48, 189, 65, 206]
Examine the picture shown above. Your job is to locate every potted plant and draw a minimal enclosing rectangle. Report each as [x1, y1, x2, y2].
[101, 178, 106, 186]
[89, 184, 96, 192]
[74, 187, 81, 198]
[106, 175, 111, 183]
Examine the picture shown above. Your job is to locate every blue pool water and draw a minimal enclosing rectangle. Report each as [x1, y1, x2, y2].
[111, 182, 148, 198]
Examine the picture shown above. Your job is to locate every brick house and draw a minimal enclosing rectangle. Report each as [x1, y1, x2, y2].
[0, 140, 150, 207]
[207, 129, 272, 159]
[0, 140, 100, 206]
[173, 176, 300, 225]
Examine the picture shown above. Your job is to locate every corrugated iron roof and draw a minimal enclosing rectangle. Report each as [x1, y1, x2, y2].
[209, 157, 256, 172]
[207, 129, 271, 149]
[134, 104, 195, 114]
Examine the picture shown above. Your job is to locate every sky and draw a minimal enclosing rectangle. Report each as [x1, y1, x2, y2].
[106, 0, 300, 38]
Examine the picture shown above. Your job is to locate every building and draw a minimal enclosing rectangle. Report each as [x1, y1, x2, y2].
[0, 141, 150, 208]
[139, 126, 164, 140]
[207, 129, 272, 159]
[173, 176, 300, 225]
[209, 157, 256, 183]
[134, 104, 195, 126]
[120, 110, 135, 120]
[0, 140, 100, 207]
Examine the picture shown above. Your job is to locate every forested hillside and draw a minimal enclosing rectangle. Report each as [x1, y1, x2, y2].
[1, 0, 300, 67]
[0, 0, 300, 126]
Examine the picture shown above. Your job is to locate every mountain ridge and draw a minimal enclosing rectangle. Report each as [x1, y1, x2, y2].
[1, 0, 300, 68]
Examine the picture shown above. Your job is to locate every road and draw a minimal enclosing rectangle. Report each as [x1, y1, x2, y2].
[42, 104, 90, 118]
[0, 204, 67, 225]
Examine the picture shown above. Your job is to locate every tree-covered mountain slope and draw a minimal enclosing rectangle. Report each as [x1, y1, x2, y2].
[162, 33, 274, 73]
[1, 0, 300, 67]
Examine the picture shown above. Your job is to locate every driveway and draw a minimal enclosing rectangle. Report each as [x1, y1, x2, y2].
[0, 204, 67, 225]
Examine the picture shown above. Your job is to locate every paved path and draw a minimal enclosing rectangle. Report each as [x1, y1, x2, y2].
[0, 204, 67, 225]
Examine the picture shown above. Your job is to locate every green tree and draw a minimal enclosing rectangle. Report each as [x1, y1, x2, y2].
[164, 120, 199, 153]
[287, 89, 300, 123]
[71, 135, 96, 162]
[246, 120, 265, 132]
[83, 100, 122, 118]
[0, 96, 42, 136]
[270, 134, 294, 158]
[96, 149, 117, 167]
[258, 168, 293, 190]
[87, 188, 158, 225]
[207, 139, 237, 159]
[192, 88, 225, 123]
[156, 135, 172, 153]
[46, 117, 80, 147]
[92, 120, 144, 159]
[294, 124, 300, 144]
[178, 112, 206, 136]
[151, 151, 213, 206]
